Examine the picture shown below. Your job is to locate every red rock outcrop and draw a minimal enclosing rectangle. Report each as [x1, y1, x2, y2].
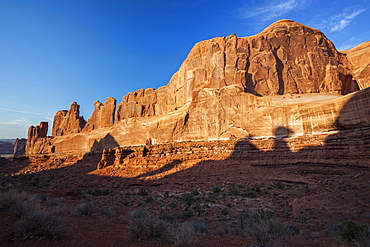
[23, 20, 370, 155]
[116, 88, 157, 121]
[342, 41, 370, 89]
[83, 97, 116, 131]
[52, 102, 86, 136]
[13, 138, 26, 156]
[116, 19, 358, 120]
[26, 122, 54, 155]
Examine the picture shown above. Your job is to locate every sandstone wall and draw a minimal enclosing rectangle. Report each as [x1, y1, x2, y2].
[13, 138, 26, 157]
[115, 20, 358, 121]
[83, 97, 116, 131]
[24, 20, 370, 155]
[93, 126, 370, 178]
[52, 102, 86, 136]
[342, 41, 370, 90]
[26, 122, 54, 155]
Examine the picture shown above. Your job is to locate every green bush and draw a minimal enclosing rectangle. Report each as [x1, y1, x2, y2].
[227, 187, 240, 196]
[176, 210, 194, 221]
[191, 189, 199, 196]
[338, 220, 369, 243]
[211, 185, 222, 193]
[179, 193, 194, 210]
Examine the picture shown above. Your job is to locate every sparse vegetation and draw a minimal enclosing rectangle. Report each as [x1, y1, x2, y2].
[128, 209, 169, 241]
[211, 185, 222, 193]
[338, 220, 370, 246]
[1, 188, 69, 241]
[245, 209, 300, 246]
[11, 211, 69, 240]
[73, 201, 96, 216]
[87, 188, 113, 196]
[172, 222, 197, 246]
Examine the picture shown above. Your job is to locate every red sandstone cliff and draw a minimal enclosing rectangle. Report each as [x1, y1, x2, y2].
[24, 20, 370, 155]
[342, 41, 370, 90]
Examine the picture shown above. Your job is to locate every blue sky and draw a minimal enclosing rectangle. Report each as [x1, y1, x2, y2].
[0, 0, 369, 139]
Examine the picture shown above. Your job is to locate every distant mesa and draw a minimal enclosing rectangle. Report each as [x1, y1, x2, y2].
[21, 19, 370, 156]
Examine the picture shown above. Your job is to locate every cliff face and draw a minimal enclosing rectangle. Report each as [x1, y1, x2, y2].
[116, 20, 358, 121]
[24, 20, 370, 155]
[52, 102, 86, 137]
[342, 41, 370, 90]
[83, 97, 116, 132]
[26, 122, 53, 155]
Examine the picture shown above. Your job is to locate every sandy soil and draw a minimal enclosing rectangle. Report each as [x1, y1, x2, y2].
[1, 143, 369, 247]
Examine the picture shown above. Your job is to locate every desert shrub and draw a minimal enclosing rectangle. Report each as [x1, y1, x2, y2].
[46, 197, 64, 206]
[9, 199, 41, 218]
[137, 187, 148, 196]
[145, 196, 154, 203]
[246, 209, 298, 246]
[190, 221, 209, 235]
[100, 206, 115, 217]
[72, 201, 95, 216]
[87, 188, 112, 196]
[168, 201, 177, 208]
[227, 187, 240, 196]
[172, 222, 197, 246]
[176, 210, 194, 221]
[160, 211, 175, 222]
[192, 204, 205, 216]
[191, 189, 199, 196]
[11, 211, 69, 240]
[0, 189, 30, 210]
[128, 210, 169, 241]
[338, 220, 370, 245]
[0, 188, 42, 218]
[211, 185, 222, 193]
[220, 208, 229, 215]
[179, 193, 194, 210]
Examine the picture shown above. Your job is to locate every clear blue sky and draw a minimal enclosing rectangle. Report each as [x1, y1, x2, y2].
[0, 0, 369, 139]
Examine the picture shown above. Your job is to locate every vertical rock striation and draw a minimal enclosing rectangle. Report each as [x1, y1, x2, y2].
[23, 20, 370, 155]
[52, 102, 86, 136]
[83, 97, 116, 131]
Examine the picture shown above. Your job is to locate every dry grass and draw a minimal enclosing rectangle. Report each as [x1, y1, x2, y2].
[171, 221, 198, 246]
[11, 211, 69, 240]
[128, 210, 170, 241]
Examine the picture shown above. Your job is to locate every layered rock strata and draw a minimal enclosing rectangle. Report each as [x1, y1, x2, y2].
[13, 138, 26, 157]
[52, 102, 86, 136]
[26, 122, 54, 155]
[83, 97, 116, 131]
[24, 20, 370, 156]
[342, 41, 370, 89]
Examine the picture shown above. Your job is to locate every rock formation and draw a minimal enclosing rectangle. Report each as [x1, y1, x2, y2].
[342, 41, 370, 89]
[23, 19, 370, 155]
[83, 97, 116, 131]
[13, 138, 26, 156]
[26, 122, 54, 155]
[52, 102, 86, 136]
